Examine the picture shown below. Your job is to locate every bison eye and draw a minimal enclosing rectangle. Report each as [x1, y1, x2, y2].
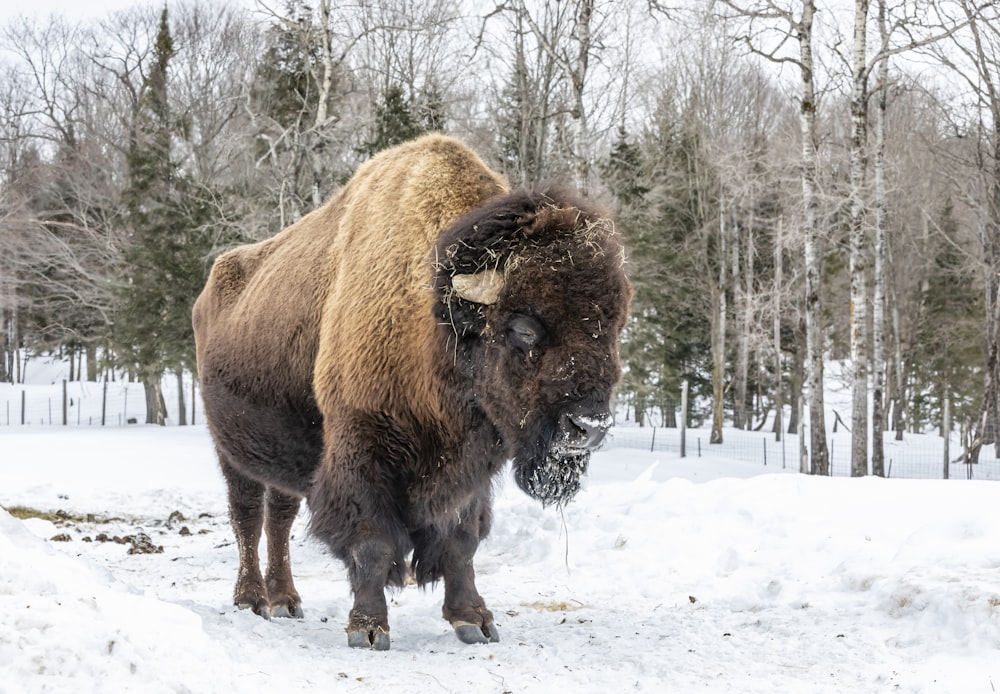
[507, 314, 545, 353]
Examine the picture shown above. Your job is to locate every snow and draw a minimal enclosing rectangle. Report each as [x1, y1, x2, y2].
[2, 424, 999, 693]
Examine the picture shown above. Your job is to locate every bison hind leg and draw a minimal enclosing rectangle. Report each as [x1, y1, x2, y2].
[220, 459, 269, 616]
[221, 458, 304, 620]
[263, 487, 304, 619]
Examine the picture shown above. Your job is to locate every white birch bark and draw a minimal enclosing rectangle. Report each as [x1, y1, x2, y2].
[513, 0, 594, 195]
[871, 0, 889, 476]
[310, 0, 336, 211]
[711, 208, 727, 444]
[735, 199, 754, 430]
[731, 204, 746, 430]
[848, 0, 870, 477]
[798, 0, 829, 475]
[773, 217, 783, 442]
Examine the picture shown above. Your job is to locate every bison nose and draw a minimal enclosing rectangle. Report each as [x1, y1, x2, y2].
[564, 411, 613, 450]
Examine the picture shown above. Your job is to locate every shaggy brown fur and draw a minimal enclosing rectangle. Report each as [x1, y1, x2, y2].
[193, 133, 631, 650]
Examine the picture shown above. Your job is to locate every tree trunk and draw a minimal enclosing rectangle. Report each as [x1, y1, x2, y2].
[891, 299, 906, 439]
[86, 344, 98, 381]
[663, 400, 677, 428]
[729, 204, 750, 429]
[711, 210, 727, 444]
[513, 0, 595, 194]
[568, 0, 593, 195]
[970, 283, 1000, 463]
[871, 0, 889, 477]
[798, 0, 829, 475]
[176, 369, 187, 426]
[847, 0, 870, 477]
[773, 217, 783, 441]
[0, 313, 6, 384]
[735, 201, 753, 431]
[787, 334, 803, 435]
[143, 377, 166, 425]
[310, 0, 337, 210]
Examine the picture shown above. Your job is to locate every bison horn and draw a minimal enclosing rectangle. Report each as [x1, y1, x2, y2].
[451, 270, 505, 305]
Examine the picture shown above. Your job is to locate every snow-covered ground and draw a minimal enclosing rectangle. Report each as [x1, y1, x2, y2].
[2, 424, 999, 693]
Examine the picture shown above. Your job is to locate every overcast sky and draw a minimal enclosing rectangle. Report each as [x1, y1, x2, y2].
[2, 0, 137, 22]
[1, 0, 258, 26]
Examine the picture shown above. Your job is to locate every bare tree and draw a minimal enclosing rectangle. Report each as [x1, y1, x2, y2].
[915, 0, 1000, 462]
[717, 0, 829, 474]
[507, 0, 603, 195]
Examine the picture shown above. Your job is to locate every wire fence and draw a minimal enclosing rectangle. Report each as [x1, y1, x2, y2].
[4, 379, 998, 481]
[605, 424, 1000, 481]
[0, 378, 198, 428]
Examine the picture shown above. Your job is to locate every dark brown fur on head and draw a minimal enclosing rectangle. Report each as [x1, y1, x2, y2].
[432, 187, 632, 505]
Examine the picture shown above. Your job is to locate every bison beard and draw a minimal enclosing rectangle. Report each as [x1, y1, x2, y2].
[513, 414, 592, 506]
[515, 450, 589, 507]
[193, 133, 631, 651]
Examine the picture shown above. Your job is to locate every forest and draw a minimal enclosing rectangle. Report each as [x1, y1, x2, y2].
[0, 0, 998, 478]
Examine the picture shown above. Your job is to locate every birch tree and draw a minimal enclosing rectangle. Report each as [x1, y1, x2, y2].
[508, 0, 601, 195]
[842, 0, 972, 476]
[937, 0, 1000, 463]
[846, 0, 870, 477]
[870, 0, 890, 476]
[717, 0, 829, 474]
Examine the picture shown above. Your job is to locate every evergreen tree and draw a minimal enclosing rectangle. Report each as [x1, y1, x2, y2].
[494, 67, 546, 187]
[113, 8, 211, 424]
[909, 200, 983, 431]
[603, 98, 717, 426]
[360, 84, 423, 158]
[249, 1, 320, 221]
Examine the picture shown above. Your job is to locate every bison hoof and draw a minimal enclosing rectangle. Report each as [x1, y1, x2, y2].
[348, 628, 391, 651]
[269, 602, 304, 619]
[236, 597, 271, 620]
[453, 621, 500, 645]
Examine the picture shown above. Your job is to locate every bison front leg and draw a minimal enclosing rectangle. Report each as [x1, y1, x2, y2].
[345, 533, 396, 650]
[439, 501, 499, 644]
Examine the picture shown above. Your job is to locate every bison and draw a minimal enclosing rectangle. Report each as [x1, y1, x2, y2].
[193, 133, 631, 650]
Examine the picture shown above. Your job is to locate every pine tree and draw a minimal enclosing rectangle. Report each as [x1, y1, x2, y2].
[114, 8, 211, 425]
[360, 84, 423, 158]
[909, 200, 983, 433]
[248, 1, 324, 222]
[602, 108, 716, 427]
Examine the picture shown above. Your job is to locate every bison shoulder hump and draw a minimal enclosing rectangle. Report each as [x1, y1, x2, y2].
[209, 249, 256, 307]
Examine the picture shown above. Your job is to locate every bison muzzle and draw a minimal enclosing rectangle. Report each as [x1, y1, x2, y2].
[193, 133, 631, 650]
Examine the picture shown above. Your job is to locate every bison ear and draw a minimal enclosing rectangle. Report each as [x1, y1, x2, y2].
[451, 270, 505, 305]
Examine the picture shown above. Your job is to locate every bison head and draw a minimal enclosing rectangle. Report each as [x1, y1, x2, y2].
[433, 188, 631, 506]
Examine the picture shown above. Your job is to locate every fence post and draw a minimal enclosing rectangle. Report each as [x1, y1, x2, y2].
[101, 381, 108, 426]
[680, 380, 688, 458]
[650, 427, 656, 453]
[21, 390, 25, 425]
[763, 437, 767, 466]
[942, 395, 950, 480]
[62, 379, 67, 426]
